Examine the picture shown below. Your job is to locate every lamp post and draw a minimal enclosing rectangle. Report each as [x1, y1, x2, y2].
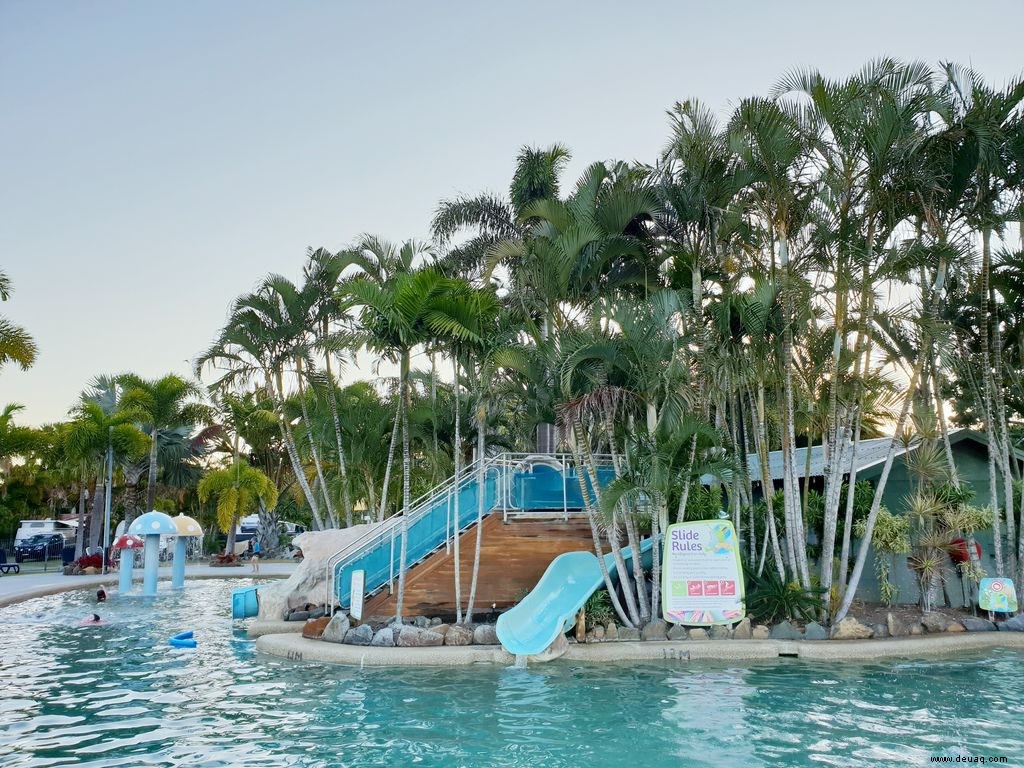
[102, 426, 113, 574]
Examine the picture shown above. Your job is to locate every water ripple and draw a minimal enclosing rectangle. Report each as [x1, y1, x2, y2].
[1, 581, 1024, 767]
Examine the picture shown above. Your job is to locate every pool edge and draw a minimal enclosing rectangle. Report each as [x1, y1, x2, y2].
[255, 631, 1024, 667]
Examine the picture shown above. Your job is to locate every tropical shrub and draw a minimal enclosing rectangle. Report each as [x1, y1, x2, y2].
[746, 568, 825, 624]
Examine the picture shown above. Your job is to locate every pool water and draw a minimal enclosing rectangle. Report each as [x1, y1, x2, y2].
[1, 579, 1022, 767]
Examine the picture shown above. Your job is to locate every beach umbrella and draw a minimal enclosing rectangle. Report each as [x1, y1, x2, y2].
[170, 514, 203, 590]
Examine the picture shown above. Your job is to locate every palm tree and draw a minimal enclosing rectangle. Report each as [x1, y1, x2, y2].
[62, 398, 147, 558]
[198, 459, 278, 555]
[0, 270, 38, 372]
[118, 374, 209, 515]
[340, 266, 480, 621]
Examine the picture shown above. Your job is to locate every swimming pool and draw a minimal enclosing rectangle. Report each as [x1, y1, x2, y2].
[1, 579, 1021, 767]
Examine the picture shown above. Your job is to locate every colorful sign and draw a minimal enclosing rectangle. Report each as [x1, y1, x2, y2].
[662, 520, 744, 626]
[350, 570, 366, 621]
[979, 577, 1018, 613]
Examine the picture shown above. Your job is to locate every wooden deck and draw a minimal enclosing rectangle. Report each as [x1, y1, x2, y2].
[363, 513, 596, 617]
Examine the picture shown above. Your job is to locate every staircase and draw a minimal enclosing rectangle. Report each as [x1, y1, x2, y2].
[326, 453, 613, 611]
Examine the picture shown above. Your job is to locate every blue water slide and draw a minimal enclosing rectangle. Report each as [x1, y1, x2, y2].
[334, 471, 499, 609]
[496, 539, 652, 656]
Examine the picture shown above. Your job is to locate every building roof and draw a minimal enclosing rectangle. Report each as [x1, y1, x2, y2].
[745, 429, 1022, 484]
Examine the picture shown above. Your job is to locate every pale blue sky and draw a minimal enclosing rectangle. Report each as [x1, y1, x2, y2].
[2, 1, 1021, 425]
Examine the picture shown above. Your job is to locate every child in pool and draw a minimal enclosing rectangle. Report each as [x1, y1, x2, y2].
[80, 613, 105, 626]
[96, 586, 107, 602]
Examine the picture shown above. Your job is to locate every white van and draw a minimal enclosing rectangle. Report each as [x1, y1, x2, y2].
[15, 519, 78, 545]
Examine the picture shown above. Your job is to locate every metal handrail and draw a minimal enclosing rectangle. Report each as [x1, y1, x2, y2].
[324, 452, 614, 612]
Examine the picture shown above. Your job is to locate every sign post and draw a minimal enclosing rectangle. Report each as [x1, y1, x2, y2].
[350, 569, 366, 622]
[662, 520, 745, 626]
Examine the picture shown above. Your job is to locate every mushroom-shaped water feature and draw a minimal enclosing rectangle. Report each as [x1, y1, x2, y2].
[128, 511, 177, 596]
[112, 534, 145, 595]
[171, 514, 203, 590]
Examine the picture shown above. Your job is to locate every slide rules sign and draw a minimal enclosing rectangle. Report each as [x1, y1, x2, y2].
[662, 520, 745, 626]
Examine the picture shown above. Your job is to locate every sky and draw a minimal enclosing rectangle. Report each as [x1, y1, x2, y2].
[1, 1, 1022, 426]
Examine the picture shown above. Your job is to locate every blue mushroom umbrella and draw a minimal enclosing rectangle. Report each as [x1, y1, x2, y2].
[128, 511, 177, 596]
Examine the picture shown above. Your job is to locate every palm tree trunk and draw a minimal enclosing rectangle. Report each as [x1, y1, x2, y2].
[464, 398, 487, 622]
[978, 227, 1005, 577]
[836, 252, 948, 622]
[570, 422, 633, 627]
[145, 429, 159, 513]
[324, 352, 354, 527]
[377, 397, 401, 522]
[296, 364, 338, 529]
[88, 480, 105, 550]
[394, 353, 412, 623]
[753, 386, 786, 580]
[271, 375, 325, 531]
[74, 480, 87, 559]
[451, 357, 463, 623]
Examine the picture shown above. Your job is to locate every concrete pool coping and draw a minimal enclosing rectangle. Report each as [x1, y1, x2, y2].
[0, 563, 295, 609]
[255, 630, 1024, 667]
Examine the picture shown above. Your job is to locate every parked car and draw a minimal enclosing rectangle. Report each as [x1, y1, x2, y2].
[14, 533, 66, 563]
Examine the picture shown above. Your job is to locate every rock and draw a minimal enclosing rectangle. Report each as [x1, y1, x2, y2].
[710, 625, 731, 640]
[872, 623, 889, 639]
[83, 566, 100, 575]
[414, 615, 431, 629]
[396, 626, 444, 647]
[803, 622, 827, 641]
[592, 624, 606, 641]
[887, 612, 912, 638]
[433, 624, 450, 637]
[830, 617, 873, 640]
[429, 617, 443, 627]
[308, 607, 327, 620]
[667, 624, 688, 641]
[343, 624, 374, 646]
[529, 632, 569, 663]
[770, 621, 802, 640]
[752, 625, 771, 640]
[688, 628, 708, 640]
[946, 621, 965, 632]
[444, 624, 474, 646]
[473, 624, 499, 645]
[908, 621, 924, 635]
[302, 616, 331, 639]
[618, 627, 640, 641]
[370, 628, 394, 647]
[960, 616, 996, 632]
[641, 620, 667, 641]
[605, 623, 618, 640]
[997, 614, 1024, 632]
[321, 614, 351, 643]
[286, 610, 310, 622]
[254, 525, 382, 620]
[732, 618, 752, 640]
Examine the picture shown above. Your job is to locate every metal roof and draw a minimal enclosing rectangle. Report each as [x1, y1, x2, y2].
[745, 428, 1024, 484]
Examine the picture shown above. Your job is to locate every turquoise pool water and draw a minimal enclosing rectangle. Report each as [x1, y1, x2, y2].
[1, 579, 1022, 767]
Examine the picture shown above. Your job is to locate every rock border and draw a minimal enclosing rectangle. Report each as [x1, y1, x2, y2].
[257, 630, 1024, 667]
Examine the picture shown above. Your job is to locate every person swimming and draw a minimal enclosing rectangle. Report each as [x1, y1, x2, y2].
[80, 613, 105, 625]
[96, 586, 107, 602]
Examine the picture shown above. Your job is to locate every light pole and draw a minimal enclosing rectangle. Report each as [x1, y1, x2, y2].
[102, 426, 113, 574]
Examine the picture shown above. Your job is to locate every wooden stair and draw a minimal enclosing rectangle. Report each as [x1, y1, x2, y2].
[363, 513, 596, 617]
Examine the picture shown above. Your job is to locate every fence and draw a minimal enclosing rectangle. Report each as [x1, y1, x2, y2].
[0, 536, 73, 572]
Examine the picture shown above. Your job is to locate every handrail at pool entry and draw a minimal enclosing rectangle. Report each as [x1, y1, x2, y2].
[326, 453, 615, 614]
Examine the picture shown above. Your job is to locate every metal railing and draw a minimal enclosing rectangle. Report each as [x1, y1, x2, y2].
[324, 452, 614, 613]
